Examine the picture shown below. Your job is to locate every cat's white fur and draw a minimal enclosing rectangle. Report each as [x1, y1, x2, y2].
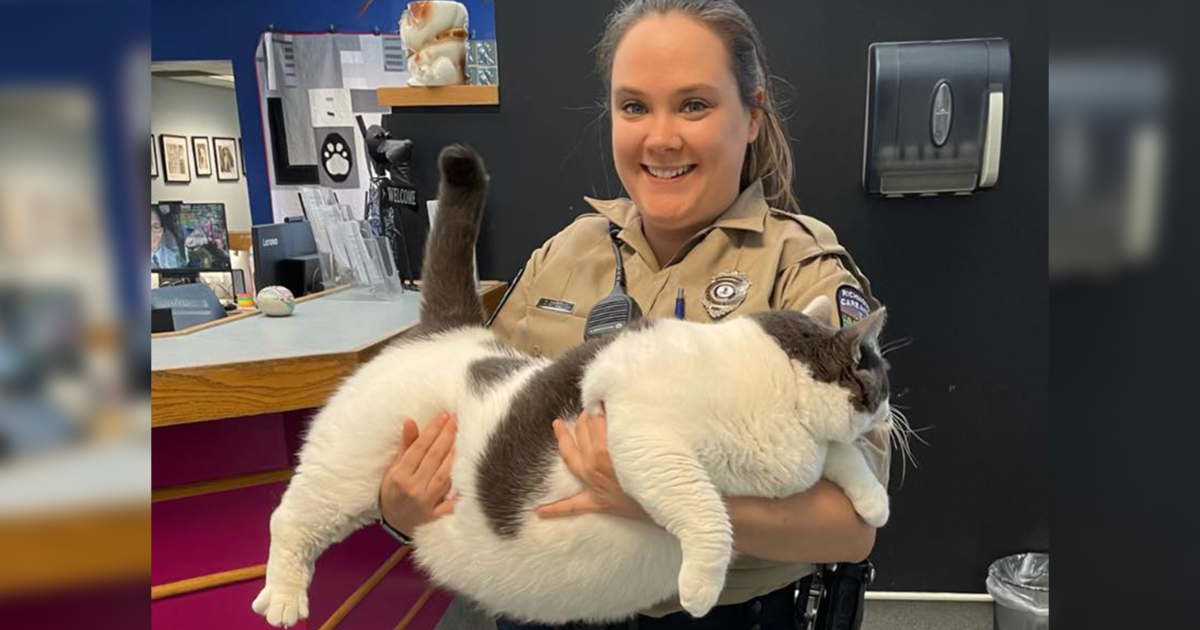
[252, 297, 889, 627]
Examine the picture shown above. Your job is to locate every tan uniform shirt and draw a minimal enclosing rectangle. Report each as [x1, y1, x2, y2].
[490, 180, 891, 616]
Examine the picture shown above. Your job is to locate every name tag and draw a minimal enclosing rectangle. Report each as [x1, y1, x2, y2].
[536, 297, 575, 314]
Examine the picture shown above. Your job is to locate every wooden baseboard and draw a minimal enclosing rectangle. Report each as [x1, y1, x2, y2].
[317, 547, 411, 630]
[151, 564, 266, 601]
[394, 584, 438, 630]
[151, 468, 294, 503]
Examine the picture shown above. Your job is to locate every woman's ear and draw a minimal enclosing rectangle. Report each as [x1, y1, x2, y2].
[747, 87, 765, 143]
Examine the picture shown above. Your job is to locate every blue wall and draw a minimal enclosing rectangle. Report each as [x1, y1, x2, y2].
[1, 0, 150, 310]
[152, 0, 496, 226]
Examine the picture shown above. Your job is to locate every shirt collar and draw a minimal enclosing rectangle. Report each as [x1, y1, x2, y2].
[582, 179, 770, 234]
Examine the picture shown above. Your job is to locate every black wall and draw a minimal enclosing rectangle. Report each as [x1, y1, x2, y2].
[384, 0, 1047, 592]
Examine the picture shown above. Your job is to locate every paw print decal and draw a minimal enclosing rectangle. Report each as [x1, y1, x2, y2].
[321, 132, 352, 182]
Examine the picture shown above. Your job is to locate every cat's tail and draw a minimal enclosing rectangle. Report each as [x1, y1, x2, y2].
[417, 144, 490, 334]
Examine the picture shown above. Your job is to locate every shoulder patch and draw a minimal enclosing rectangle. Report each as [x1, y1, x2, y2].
[836, 284, 871, 328]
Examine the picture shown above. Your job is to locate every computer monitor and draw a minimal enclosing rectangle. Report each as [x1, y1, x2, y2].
[252, 221, 319, 294]
[151, 202, 232, 273]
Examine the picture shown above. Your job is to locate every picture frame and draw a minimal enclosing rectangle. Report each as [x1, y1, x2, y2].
[192, 136, 213, 176]
[213, 136, 240, 181]
[160, 134, 191, 183]
[151, 135, 158, 178]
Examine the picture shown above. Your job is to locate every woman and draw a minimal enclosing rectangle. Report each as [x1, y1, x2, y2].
[381, 2, 889, 628]
[150, 205, 183, 270]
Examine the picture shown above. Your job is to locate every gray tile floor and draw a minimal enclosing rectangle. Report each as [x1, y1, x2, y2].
[433, 597, 998, 629]
[863, 600, 994, 630]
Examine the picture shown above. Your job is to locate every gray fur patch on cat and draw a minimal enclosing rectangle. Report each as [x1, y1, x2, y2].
[468, 356, 533, 396]
[749, 310, 889, 413]
[477, 335, 617, 538]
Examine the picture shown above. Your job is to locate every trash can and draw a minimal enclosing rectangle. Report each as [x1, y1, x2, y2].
[986, 553, 1049, 630]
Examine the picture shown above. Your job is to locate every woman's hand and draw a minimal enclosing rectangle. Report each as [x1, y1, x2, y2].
[536, 408, 651, 522]
[379, 412, 458, 536]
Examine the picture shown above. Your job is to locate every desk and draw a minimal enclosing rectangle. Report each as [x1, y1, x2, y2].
[151, 282, 507, 427]
[150, 281, 505, 630]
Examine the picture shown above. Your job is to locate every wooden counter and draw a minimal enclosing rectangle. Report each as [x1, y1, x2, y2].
[151, 281, 507, 427]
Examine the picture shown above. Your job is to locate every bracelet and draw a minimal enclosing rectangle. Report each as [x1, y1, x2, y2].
[380, 516, 414, 545]
[379, 490, 414, 545]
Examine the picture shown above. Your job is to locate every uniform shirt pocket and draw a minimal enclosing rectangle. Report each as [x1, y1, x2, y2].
[518, 305, 588, 359]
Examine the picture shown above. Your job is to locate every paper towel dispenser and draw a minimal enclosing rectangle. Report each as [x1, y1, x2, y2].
[862, 38, 1011, 196]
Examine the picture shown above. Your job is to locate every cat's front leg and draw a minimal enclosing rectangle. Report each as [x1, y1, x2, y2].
[252, 475, 377, 627]
[608, 429, 732, 618]
[252, 509, 313, 627]
[823, 441, 889, 527]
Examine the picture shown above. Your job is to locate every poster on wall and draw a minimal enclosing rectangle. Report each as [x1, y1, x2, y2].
[151, 135, 158, 177]
[160, 134, 190, 183]
[213, 137, 240, 181]
[254, 5, 498, 223]
[192, 136, 212, 176]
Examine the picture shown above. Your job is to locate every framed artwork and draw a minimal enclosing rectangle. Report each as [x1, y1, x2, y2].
[239, 138, 246, 175]
[160, 134, 191, 183]
[213, 137, 240, 181]
[151, 135, 158, 178]
[192, 136, 212, 176]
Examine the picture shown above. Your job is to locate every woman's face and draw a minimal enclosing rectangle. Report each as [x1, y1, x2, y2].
[610, 12, 761, 234]
[151, 212, 164, 253]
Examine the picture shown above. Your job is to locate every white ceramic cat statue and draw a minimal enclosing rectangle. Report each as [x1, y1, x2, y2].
[252, 145, 892, 627]
[400, 1, 468, 87]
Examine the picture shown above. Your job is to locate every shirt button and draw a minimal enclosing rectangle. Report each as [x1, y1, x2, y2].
[751, 599, 763, 614]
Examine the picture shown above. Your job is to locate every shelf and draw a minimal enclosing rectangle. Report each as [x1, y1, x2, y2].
[377, 84, 498, 107]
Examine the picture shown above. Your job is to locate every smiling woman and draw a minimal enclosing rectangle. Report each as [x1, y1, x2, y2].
[607, 12, 764, 266]
[391, 2, 891, 630]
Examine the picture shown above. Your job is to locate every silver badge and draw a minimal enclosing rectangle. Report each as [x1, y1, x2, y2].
[702, 271, 751, 319]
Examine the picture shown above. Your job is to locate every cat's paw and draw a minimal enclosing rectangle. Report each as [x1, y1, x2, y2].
[851, 483, 890, 527]
[677, 562, 724, 618]
[251, 582, 309, 627]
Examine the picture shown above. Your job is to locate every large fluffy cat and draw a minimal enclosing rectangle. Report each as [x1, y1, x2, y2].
[252, 146, 892, 627]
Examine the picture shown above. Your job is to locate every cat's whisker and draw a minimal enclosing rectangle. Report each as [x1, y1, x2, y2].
[884, 406, 924, 486]
[880, 337, 914, 356]
[890, 408, 931, 437]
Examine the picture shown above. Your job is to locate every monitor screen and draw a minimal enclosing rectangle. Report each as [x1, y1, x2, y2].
[151, 202, 232, 272]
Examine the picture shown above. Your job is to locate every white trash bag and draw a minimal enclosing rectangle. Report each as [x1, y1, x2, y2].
[986, 553, 1049, 630]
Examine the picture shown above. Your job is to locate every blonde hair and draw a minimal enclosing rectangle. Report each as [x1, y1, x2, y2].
[596, 0, 799, 214]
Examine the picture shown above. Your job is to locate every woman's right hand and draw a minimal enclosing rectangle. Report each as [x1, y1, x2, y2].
[379, 412, 458, 536]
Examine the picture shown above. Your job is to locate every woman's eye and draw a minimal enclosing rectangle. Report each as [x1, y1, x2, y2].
[620, 102, 647, 116]
[682, 100, 709, 114]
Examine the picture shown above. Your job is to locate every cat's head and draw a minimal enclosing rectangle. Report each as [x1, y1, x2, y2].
[750, 296, 890, 442]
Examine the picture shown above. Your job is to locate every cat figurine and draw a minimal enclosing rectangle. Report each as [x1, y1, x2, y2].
[252, 145, 892, 627]
[400, 1, 468, 87]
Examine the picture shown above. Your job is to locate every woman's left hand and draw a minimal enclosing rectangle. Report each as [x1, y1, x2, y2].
[536, 408, 651, 522]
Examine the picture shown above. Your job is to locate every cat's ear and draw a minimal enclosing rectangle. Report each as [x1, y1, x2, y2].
[841, 307, 887, 361]
[801, 295, 834, 326]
